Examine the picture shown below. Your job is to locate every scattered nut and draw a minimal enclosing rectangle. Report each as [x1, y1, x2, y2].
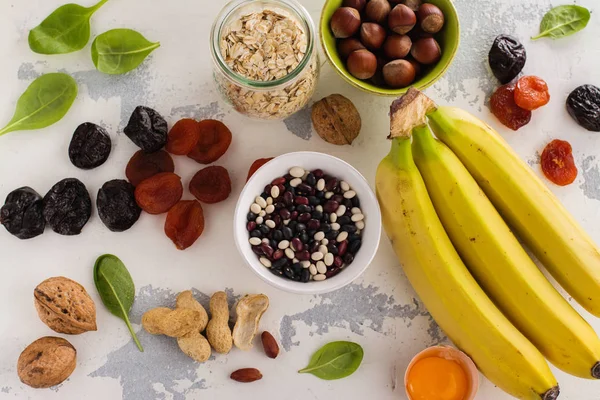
[17, 337, 76, 388]
[417, 3, 445, 34]
[330, 7, 361, 38]
[337, 38, 365, 60]
[177, 331, 212, 363]
[176, 290, 208, 331]
[388, 4, 416, 34]
[230, 368, 263, 383]
[34, 276, 97, 335]
[383, 59, 416, 88]
[360, 23, 387, 50]
[347, 49, 378, 80]
[311, 94, 362, 145]
[142, 307, 202, 337]
[232, 294, 269, 351]
[261, 331, 280, 359]
[206, 291, 233, 354]
[365, 0, 391, 24]
[411, 37, 442, 64]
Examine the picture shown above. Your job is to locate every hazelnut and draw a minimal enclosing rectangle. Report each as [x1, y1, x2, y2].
[346, 49, 378, 79]
[311, 94, 361, 145]
[407, 57, 422, 76]
[337, 38, 366, 60]
[388, 4, 416, 34]
[342, 0, 367, 13]
[360, 23, 386, 50]
[365, 0, 391, 24]
[418, 3, 445, 33]
[383, 59, 416, 88]
[401, 0, 422, 11]
[411, 37, 441, 64]
[330, 7, 361, 38]
[383, 34, 412, 60]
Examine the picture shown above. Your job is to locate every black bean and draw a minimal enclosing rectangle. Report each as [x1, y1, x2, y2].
[287, 187, 296, 196]
[351, 196, 360, 207]
[283, 226, 294, 240]
[328, 243, 339, 255]
[338, 216, 351, 225]
[342, 224, 358, 234]
[297, 183, 312, 193]
[275, 202, 285, 210]
[270, 239, 278, 249]
[312, 210, 323, 220]
[306, 219, 320, 231]
[301, 268, 310, 282]
[292, 274, 302, 282]
[295, 223, 307, 233]
[316, 191, 325, 199]
[247, 212, 257, 221]
[308, 196, 320, 206]
[306, 173, 316, 186]
[292, 262, 304, 274]
[288, 205, 296, 212]
[321, 223, 331, 233]
[309, 241, 320, 253]
[333, 195, 344, 204]
[250, 229, 262, 238]
[348, 239, 362, 254]
[259, 225, 270, 235]
[283, 266, 295, 279]
[348, 233, 362, 242]
[261, 193, 269, 200]
[272, 258, 288, 270]
[270, 268, 284, 277]
[297, 204, 311, 213]
[299, 232, 310, 244]
[326, 230, 339, 240]
[343, 199, 353, 210]
[252, 246, 263, 256]
[343, 253, 355, 264]
[273, 229, 284, 241]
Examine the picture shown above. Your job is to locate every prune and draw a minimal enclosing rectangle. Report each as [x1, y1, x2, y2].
[134, 172, 183, 214]
[566, 84, 600, 132]
[164, 200, 205, 250]
[124, 106, 168, 153]
[246, 158, 274, 181]
[187, 119, 232, 164]
[0, 187, 45, 239]
[43, 178, 92, 235]
[515, 76, 550, 111]
[125, 150, 175, 186]
[165, 118, 200, 155]
[189, 166, 232, 204]
[97, 180, 141, 232]
[490, 84, 532, 131]
[68, 122, 112, 169]
[488, 35, 526, 84]
[541, 139, 577, 186]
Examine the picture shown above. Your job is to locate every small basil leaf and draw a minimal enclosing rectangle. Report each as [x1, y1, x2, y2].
[532, 5, 590, 40]
[28, 0, 110, 54]
[298, 341, 364, 380]
[94, 254, 143, 352]
[91, 29, 160, 75]
[0, 73, 78, 136]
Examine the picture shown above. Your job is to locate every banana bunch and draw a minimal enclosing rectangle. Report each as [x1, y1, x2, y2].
[376, 89, 600, 399]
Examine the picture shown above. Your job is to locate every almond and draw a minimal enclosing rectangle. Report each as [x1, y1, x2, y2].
[230, 368, 263, 383]
[261, 331, 280, 359]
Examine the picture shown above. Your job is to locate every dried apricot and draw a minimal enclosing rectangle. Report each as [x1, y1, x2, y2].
[165, 200, 205, 250]
[126, 150, 175, 186]
[515, 76, 550, 111]
[188, 120, 232, 164]
[490, 84, 532, 131]
[135, 172, 183, 214]
[247, 158, 274, 181]
[541, 139, 577, 186]
[189, 166, 232, 204]
[166, 119, 201, 155]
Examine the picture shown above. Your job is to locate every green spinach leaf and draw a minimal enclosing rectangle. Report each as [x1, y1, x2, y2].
[94, 254, 143, 352]
[91, 29, 160, 75]
[29, 0, 110, 54]
[532, 5, 590, 40]
[0, 73, 78, 136]
[298, 341, 363, 380]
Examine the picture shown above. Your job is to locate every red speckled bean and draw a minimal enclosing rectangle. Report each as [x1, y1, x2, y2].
[260, 243, 274, 258]
[290, 211, 299, 220]
[296, 250, 310, 261]
[271, 177, 286, 185]
[338, 240, 348, 256]
[294, 196, 309, 205]
[291, 238, 303, 252]
[272, 249, 284, 260]
[334, 256, 343, 268]
[323, 200, 339, 213]
[298, 213, 311, 222]
[247, 221, 257, 232]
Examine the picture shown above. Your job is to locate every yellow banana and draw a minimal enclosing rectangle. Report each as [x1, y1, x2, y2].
[412, 124, 600, 379]
[427, 106, 600, 317]
[376, 93, 558, 400]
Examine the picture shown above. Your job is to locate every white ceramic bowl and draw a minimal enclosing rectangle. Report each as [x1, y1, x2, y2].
[233, 151, 382, 294]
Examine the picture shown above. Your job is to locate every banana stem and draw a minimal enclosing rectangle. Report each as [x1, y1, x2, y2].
[389, 88, 437, 140]
[388, 137, 413, 169]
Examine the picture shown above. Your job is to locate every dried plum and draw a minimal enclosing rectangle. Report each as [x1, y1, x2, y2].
[43, 178, 92, 235]
[0, 187, 45, 239]
[489, 35, 526, 84]
[97, 180, 141, 232]
[124, 106, 168, 152]
[566, 84, 600, 132]
[68, 122, 112, 169]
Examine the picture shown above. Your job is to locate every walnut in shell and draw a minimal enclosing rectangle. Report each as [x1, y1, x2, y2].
[34, 276, 97, 335]
[17, 336, 76, 388]
[311, 94, 361, 145]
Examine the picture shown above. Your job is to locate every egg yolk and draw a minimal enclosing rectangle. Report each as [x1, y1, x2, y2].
[407, 357, 468, 400]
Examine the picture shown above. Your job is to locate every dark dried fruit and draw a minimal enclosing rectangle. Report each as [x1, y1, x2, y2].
[490, 84, 532, 131]
[166, 118, 201, 155]
[189, 166, 232, 204]
[0, 187, 45, 239]
[188, 119, 232, 164]
[164, 200, 205, 250]
[124, 106, 168, 153]
[135, 172, 183, 214]
[126, 150, 175, 186]
[97, 180, 141, 232]
[247, 158, 274, 181]
[68, 122, 111, 169]
[43, 178, 92, 235]
[566, 84, 600, 132]
[541, 139, 578, 186]
[489, 35, 526, 84]
[515, 76, 550, 111]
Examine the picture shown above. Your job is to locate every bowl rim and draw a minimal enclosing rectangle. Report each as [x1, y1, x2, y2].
[318, 0, 461, 96]
[233, 151, 382, 295]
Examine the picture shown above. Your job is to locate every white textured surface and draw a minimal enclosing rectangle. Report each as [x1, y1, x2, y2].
[0, 0, 599, 399]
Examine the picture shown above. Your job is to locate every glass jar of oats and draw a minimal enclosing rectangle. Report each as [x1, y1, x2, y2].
[210, 0, 319, 120]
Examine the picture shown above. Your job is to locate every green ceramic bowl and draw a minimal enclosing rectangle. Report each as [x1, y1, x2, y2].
[320, 0, 460, 95]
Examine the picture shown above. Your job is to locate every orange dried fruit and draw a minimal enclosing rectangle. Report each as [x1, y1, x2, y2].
[541, 139, 577, 186]
[135, 172, 183, 214]
[164, 200, 205, 250]
[189, 166, 232, 204]
[490, 83, 532, 131]
[166, 119, 201, 155]
[515, 76, 550, 111]
[246, 158, 274, 181]
[126, 150, 175, 187]
[188, 120, 232, 164]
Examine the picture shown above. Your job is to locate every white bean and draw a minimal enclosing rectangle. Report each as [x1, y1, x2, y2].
[331, 223, 341, 231]
[301, 261, 311, 269]
[315, 205, 323, 212]
[330, 213, 338, 223]
[324, 253, 334, 267]
[314, 231, 325, 241]
[265, 220, 276, 229]
[325, 191, 334, 199]
[314, 274, 327, 281]
[309, 265, 318, 275]
[255, 216, 264, 224]
[290, 166, 305, 178]
[271, 185, 280, 198]
[351, 213, 364, 222]
[343, 190, 356, 199]
[250, 203, 261, 214]
[351, 207, 361, 215]
[316, 261, 327, 274]
[316, 179, 326, 191]
[356, 221, 365, 230]
[285, 248, 295, 259]
[278, 240, 290, 250]
[260, 257, 272, 268]
[290, 178, 302, 187]
[255, 196, 267, 208]
[249, 237, 261, 246]
[321, 238, 329, 246]
[259, 210, 266, 217]
[311, 252, 324, 261]
[337, 231, 349, 242]
[319, 245, 328, 255]
[336, 205, 347, 217]
[266, 197, 274, 205]
[265, 204, 275, 214]
[340, 181, 350, 191]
